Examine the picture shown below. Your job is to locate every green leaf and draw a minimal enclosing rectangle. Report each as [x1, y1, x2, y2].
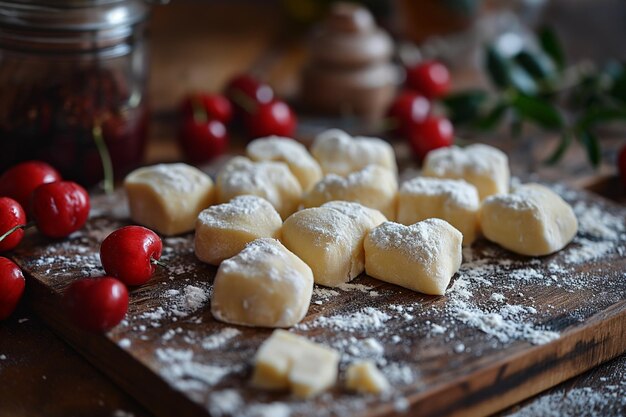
[514, 50, 555, 80]
[442, 90, 489, 124]
[538, 26, 565, 70]
[485, 46, 509, 89]
[577, 106, 626, 130]
[508, 65, 538, 96]
[473, 102, 508, 130]
[544, 132, 573, 165]
[577, 130, 601, 167]
[485, 46, 537, 95]
[511, 94, 563, 129]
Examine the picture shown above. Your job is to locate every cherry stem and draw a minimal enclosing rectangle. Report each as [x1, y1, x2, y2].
[92, 122, 114, 195]
[191, 97, 208, 124]
[151, 258, 167, 269]
[0, 221, 35, 243]
[231, 89, 258, 114]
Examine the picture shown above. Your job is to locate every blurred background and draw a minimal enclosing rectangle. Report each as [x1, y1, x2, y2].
[1, 0, 626, 193]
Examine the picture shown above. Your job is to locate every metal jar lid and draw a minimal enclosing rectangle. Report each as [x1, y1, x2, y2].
[0, 0, 150, 52]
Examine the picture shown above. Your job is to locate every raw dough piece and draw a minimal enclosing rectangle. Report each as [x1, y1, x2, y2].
[345, 361, 390, 394]
[311, 129, 397, 176]
[246, 136, 323, 192]
[480, 183, 578, 256]
[302, 165, 398, 220]
[364, 219, 462, 295]
[252, 329, 340, 398]
[397, 177, 480, 245]
[282, 203, 386, 287]
[422, 144, 509, 200]
[124, 163, 214, 236]
[216, 156, 302, 219]
[195, 195, 282, 265]
[211, 238, 313, 328]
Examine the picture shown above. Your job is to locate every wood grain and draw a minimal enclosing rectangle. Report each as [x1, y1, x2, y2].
[10, 185, 626, 417]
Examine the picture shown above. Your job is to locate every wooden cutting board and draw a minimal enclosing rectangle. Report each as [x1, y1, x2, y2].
[11, 183, 626, 417]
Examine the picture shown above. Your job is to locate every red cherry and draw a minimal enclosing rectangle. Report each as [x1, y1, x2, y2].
[406, 60, 451, 99]
[226, 74, 274, 105]
[0, 161, 61, 212]
[387, 91, 431, 137]
[245, 100, 297, 138]
[0, 198, 26, 252]
[407, 116, 454, 161]
[31, 181, 90, 238]
[178, 119, 229, 164]
[180, 93, 233, 124]
[64, 277, 128, 332]
[0, 257, 25, 320]
[618, 144, 626, 187]
[100, 225, 163, 286]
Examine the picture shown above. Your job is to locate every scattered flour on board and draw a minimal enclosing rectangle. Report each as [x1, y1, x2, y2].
[155, 348, 241, 392]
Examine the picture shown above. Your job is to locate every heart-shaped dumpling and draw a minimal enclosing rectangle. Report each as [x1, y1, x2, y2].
[364, 219, 462, 295]
[195, 195, 282, 265]
[216, 156, 302, 219]
[247, 136, 323, 192]
[480, 183, 578, 256]
[303, 165, 398, 220]
[211, 238, 313, 328]
[311, 129, 397, 176]
[422, 144, 509, 201]
[124, 163, 215, 236]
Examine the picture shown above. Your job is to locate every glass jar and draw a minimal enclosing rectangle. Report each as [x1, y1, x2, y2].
[0, 0, 150, 186]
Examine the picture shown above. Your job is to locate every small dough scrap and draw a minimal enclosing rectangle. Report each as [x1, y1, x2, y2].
[397, 177, 480, 246]
[252, 329, 340, 398]
[303, 165, 398, 220]
[346, 361, 390, 394]
[423, 144, 509, 200]
[211, 238, 313, 328]
[247, 136, 323, 192]
[124, 163, 214, 236]
[195, 195, 282, 265]
[216, 156, 302, 219]
[282, 204, 386, 287]
[364, 219, 462, 295]
[311, 129, 397, 176]
[480, 183, 578, 256]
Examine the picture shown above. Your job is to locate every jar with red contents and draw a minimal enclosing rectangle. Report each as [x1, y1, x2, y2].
[0, 0, 150, 187]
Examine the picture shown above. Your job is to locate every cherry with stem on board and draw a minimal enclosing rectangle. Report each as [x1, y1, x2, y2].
[0, 198, 27, 252]
[0, 257, 26, 320]
[0, 161, 61, 215]
[100, 225, 164, 286]
[64, 276, 129, 332]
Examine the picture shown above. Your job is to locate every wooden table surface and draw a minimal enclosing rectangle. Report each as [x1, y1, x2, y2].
[1, 2, 625, 416]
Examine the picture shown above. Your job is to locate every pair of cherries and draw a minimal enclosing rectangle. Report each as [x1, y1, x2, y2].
[178, 74, 297, 164]
[65, 225, 163, 332]
[387, 60, 455, 161]
[0, 161, 90, 320]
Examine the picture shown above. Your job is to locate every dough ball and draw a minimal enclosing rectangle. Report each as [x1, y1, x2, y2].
[195, 195, 282, 265]
[397, 177, 480, 245]
[311, 129, 397, 176]
[423, 144, 509, 200]
[247, 136, 323, 192]
[216, 156, 302, 219]
[124, 163, 214, 236]
[303, 165, 398, 220]
[480, 183, 578, 256]
[282, 204, 385, 287]
[364, 219, 462, 295]
[211, 238, 313, 328]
